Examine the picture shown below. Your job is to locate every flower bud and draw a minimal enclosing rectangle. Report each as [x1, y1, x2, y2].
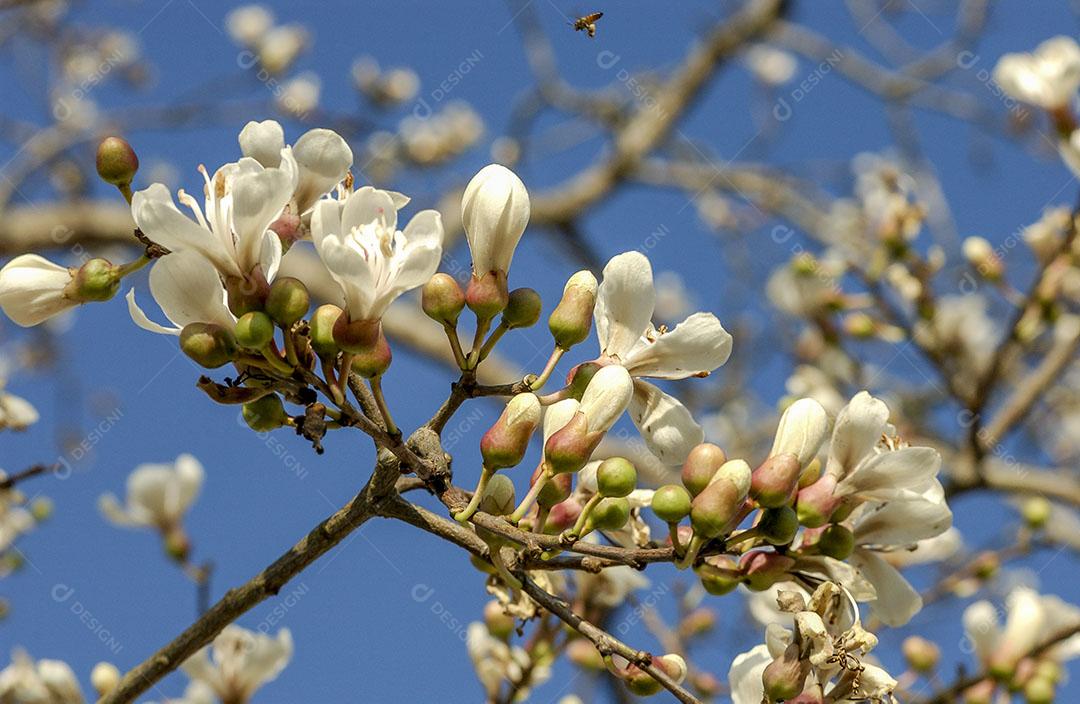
[30, 497, 53, 522]
[180, 323, 237, 368]
[235, 311, 276, 349]
[96, 136, 139, 187]
[740, 551, 796, 591]
[502, 287, 542, 329]
[265, 276, 309, 327]
[751, 453, 801, 508]
[709, 459, 751, 497]
[963, 236, 1003, 281]
[695, 556, 742, 595]
[796, 475, 841, 528]
[479, 474, 517, 515]
[1020, 496, 1052, 530]
[242, 394, 289, 432]
[1024, 676, 1055, 704]
[588, 497, 630, 531]
[565, 362, 600, 401]
[758, 506, 799, 546]
[763, 643, 810, 701]
[545, 497, 581, 532]
[816, 523, 854, 559]
[567, 640, 605, 670]
[462, 164, 530, 277]
[770, 398, 828, 470]
[690, 477, 744, 538]
[548, 270, 597, 349]
[798, 458, 822, 488]
[596, 457, 636, 498]
[651, 485, 692, 523]
[682, 443, 727, 497]
[333, 314, 382, 353]
[349, 326, 393, 378]
[225, 274, 269, 317]
[466, 269, 509, 321]
[73, 258, 121, 302]
[578, 365, 633, 434]
[309, 304, 342, 356]
[544, 413, 595, 475]
[484, 601, 515, 639]
[91, 662, 121, 697]
[844, 312, 876, 338]
[625, 654, 687, 696]
[902, 636, 940, 674]
[481, 393, 542, 469]
[962, 679, 995, 704]
[422, 273, 466, 325]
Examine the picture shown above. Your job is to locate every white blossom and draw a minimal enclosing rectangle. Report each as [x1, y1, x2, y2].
[593, 251, 732, 464]
[993, 36, 1080, 110]
[181, 626, 292, 704]
[126, 250, 235, 337]
[98, 454, 204, 531]
[462, 164, 529, 276]
[0, 649, 83, 704]
[0, 254, 77, 327]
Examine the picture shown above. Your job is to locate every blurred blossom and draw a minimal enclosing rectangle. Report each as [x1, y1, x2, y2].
[0, 477, 34, 554]
[466, 622, 550, 700]
[992, 36, 1080, 110]
[98, 454, 204, 532]
[653, 271, 693, 322]
[351, 56, 420, 106]
[743, 44, 798, 86]
[0, 649, 82, 704]
[1023, 205, 1072, 263]
[399, 101, 483, 165]
[914, 295, 997, 396]
[765, 252, 846, 318]
[695, 191, 739, 231]
[226, 4, 275, 47]
[277, 73, 320, 117]
[257, 25, 308, 75]
[784, 365, 845, 416]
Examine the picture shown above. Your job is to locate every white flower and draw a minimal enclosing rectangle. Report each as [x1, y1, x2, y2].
[727, 643, 772, 704]
[99, 454, 204, 531]
[126, 251, 236, 336]
[466, 622, 526, 698]
[277, 73, 320, 118]
[311, 186, 443, 322]
[0, 478, 33, 554]
[90, 662, 121, 698]
[593, 251, 732, 464]
[256, 25, 307, 74]
[0, 382, 38, 431]
[743, 44, 797, 86]
[462, 164, 530, 276]
[225, 4, 273, 46]
[993, 36, 1080, 109]
[181, 626, 292, 704]
[0, 254, 77, 327]
[770, 397, 828, 469]
[237, 120, 353, 218]
[131, 131, 299, 281]
[578, 364, 634, 435]
[964, 587, 1080, 671]
[0, 649, 83, 704]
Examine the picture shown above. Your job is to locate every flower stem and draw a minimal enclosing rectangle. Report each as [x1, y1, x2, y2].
[260, 346, 294, 376]
[668, 523, 685, 557]
[567, 493, 603, 540]
[455, 468, 493, 523]
[487, 540, 522, 590]
[321, 356, 344, 406]
[527, 347, 566, 391]
[477, 321, 510, 363]
[465, 316, 493, 369]
[443, 322, 468, 369]
[675, 533, 705, 570]
[368, 375, 399, 437]
[509, 465, 550, 524]
[724, 526, 762, 549]
[282, 327, 300, 368]
[116, 255, 151, 277]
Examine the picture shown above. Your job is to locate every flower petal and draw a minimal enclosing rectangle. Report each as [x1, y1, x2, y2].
[230, 160, 296, 274]
[132, 184, 240, 276]
[595, 251, 656, 359]
[727, 644, 770, 704]
[292, 128, 353, 213]
[963, 599, 1001, 663]
[621, 312, 732, 379]
[126, 288, 181, 336]
[629, 380, 703, 465]
[826, 391, 889, 479]
[147, 251, 235, 330]
[238, 120, 285, 167]
[851, 547, 923, 627]
[0, 254, 75, 327]
[836, 446, 943, 500]
[341, 186, 398, 234]
[853, 496, 952, 546]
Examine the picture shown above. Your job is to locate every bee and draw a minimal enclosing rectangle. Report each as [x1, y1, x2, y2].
[571, 11, 603, 38]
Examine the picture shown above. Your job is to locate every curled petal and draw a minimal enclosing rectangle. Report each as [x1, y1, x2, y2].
[629, 380, 703, 466]
[621, 312, 732, 380]
[595, 251, 655, 359]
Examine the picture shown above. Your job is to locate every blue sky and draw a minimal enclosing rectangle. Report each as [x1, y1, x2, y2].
[2, 1, 1079, 702]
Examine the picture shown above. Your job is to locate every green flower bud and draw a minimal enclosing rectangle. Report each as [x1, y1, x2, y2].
[596, 457, 636, 498]
[484, 601, 515, 640]
[349, 328, 393, 378]
[681, 443, 727, 497]
[95, 136, 139, 187]
[651, 484, 692, 523]
[1021, 496, 1052, 530]
[763, 643, 810, 701]
[817, 524, 854, 560]
[180, 323, 237, 368]
[466, 270, 509, 321]
[543, 412, 596, 475]
[690, 477, 744, 539]
[695, 556, 742, 595]
[225, 274, 269, 317]
[481, 393, 542, 469]
[479, 474, 517, 515]
[751, 453, 801, 508]
[796, 475, 841, 528]
[309, 304, 342, 356]
[502, 287, 542, 329]
[902, 636, 940, 674]
[1036, 660, 1062, 684]
[30, 496, 53, 522]
[422, 273, 466, 325]
[1024, 676, 1055, 704]
[588, 497, 630, 531]
[235, 311, 275, 349]
[535, 468, 573, 509]
[758, 506, 799, 546]
[73, 258, 120, 302]
[242, 394, 289, 432]
[548, 270, 597, 349]
[564, 362, 600, 401]
[265, 277, 309, 327]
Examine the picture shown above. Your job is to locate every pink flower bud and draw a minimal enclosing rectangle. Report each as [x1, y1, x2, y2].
[465, 269, 509, 321]
[545, 497, 582, 532]
[751, 453, 801, 508]
[543, 412, 596, 475]
[690, 477, 745, 539]
[763, 643, 811, 701]
[739, 550, 796, 591]
[681, 443, 727, 497]
[795, 475, 842, 528]
[480, 393, 541, 469]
